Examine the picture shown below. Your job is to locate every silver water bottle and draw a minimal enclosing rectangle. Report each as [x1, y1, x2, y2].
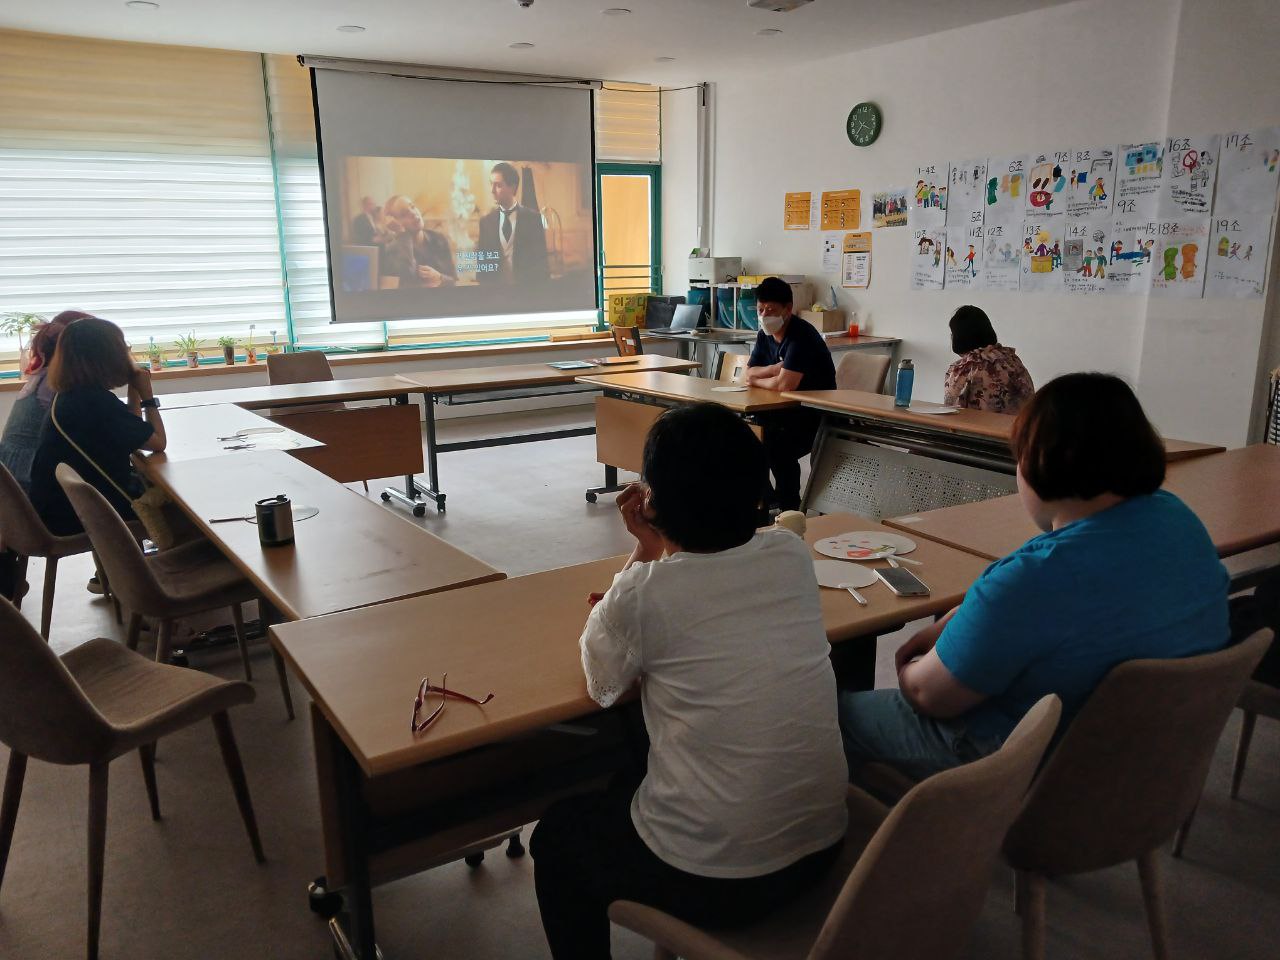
[256, 494, 295, 546]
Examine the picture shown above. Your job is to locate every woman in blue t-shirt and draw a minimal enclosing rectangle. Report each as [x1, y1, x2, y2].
[840, 372, 1230, 781]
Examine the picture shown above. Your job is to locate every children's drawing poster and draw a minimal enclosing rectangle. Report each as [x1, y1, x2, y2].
[909, 229, 946, 290]
[873, 188, 909, 228]
[1216, 127, 1280, 215]
[981, 221, 1021, 292]
[1020, 219, 1064, 293]
[1065, 146, 1117, 218]
[1204, 213, 1271, 300]
[945, 224, 984, 290]
[1107, 218, 1159, 294]
[1026, 150, 1071, 217]
[841, 232, 873, 289]
[948, 159, 987, 223]
[1115, 142, 1165, 218]
[909, 162, 949, 230]
[1062, 218, 1112, 295]
[1160, 135, 1220, 215]
[985, 154, 1027, 226]
[1149, 218, 1210, 299]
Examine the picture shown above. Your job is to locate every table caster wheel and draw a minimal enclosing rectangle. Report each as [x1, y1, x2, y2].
[464, 852, 485, 868]
[413, 503, 427, 518]
[506, 835, 525, 858]
[585, 491, 597, 503]
[380, 491, 391, 502]
[308, 877, 344, 919]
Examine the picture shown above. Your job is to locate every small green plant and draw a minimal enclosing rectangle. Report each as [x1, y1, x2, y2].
[146, 336, 163, 360]
[217, 335, 239, 349]
[173, 332, 202, 354]
[0, 312, 45, 338]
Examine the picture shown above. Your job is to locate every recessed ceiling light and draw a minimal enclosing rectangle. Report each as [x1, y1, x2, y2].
[654, 56, 676, 62]
[509, 41, 536, 49]
[124, 1, 159, 9]
[756, 28, 783, 36]
[336, 24, 366, 33]
[603, 7, 632, 14]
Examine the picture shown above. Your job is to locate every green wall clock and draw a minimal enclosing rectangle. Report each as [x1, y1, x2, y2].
[846, 102, 882, 147]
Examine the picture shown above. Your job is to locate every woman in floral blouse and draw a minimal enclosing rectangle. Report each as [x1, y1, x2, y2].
[943, 306, 1034, 414]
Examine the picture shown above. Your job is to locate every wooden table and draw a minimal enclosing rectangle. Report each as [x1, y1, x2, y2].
[137, 404, 322, 464]
[159, 375, 417, 411]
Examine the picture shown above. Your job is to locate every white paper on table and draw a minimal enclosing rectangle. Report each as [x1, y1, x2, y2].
[908, 161, 950, 230]
[822, 235, 841, 273]
[1115, 142, 1165, 219]
[1065, 146, 1117, 218]
[1107, 217, 1160, 294]
[1204, 213, 1272, 300]
[1149, 217, 1211, 299]
[1159, 134, 1221, 216]
[949, 159, 987, 224]
[980, 221, 1021, 291]
[1020, 218, 1065, 293]
[909, 229, 946, 290]
[1062, 217, 1113, 295]
[1216, 127, 1280, 215]
[1026, 149, 1073, 217]
[945, 223, 984, 289]
[985, 154, 1028, 226]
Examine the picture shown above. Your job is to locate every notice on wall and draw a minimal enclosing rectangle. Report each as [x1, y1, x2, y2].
[841, 232, 872, 288]
[1062, 217, 1112, 295]
[985, 154, 1028, 226]
[1149, 217, 1210, 299]
[909, 161, 950, 229]
[1115, 142, 1165, 218]
[1216, 127, 1280, 215]
[1205, 213, 1271, 300]
[821, 189, 861, 231]
[821, 234, 841, 273]
[1065, 146, 1117, 218]
[1020, 218, 1064, 293]
[945, 224, 984, 289]
[981, 221, 1021, 291]
[909, 229, 946, 290]
[1160, 134, 1220, 215]
[1026, 149, 1072, 217]
[1107, 217, 1160, 294]
[872, 188, 909, 227]
[784, 191, 813, 230]
[948, 159, 988, 224]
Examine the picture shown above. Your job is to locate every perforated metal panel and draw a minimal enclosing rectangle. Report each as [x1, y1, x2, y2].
[806, 438, 1016, 519]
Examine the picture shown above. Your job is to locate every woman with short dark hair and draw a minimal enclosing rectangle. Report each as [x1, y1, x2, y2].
[944, 305, 1034, 413]
[839, 373, 1229, 780]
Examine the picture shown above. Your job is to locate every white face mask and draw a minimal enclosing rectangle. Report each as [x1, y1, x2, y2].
[759, 312, 786, 335]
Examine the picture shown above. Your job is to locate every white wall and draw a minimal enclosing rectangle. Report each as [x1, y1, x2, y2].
[661, 86, 700, 296]
[668, 0, 1280, 447]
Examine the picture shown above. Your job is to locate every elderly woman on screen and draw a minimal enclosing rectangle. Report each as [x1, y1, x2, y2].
[379, 194, 457, 289]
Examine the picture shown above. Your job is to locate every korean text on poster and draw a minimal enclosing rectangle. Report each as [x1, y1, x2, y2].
[784, 191, 812, 230]
[909, 162, 950, 230]
[945, 224, 984, 289]
[1026, 150, 1072, 216]
[1216, 127, 1280, 215]
[1107, 218, 1159, 294]
[841, 232, 872, 289]
[985, 154, 1027, 226]
[1205, 214, 1271, 300]
[949, 159, 988, 223]
[981, 221, 1021, 292]
[1149, 217, 1210, 299]
[1160, 135, 1220, 215]
[821, 235, 841, 274]
[1021, 218, 1064, 293]
[1065, 146, 1116, 218]
[821, 189, 861, 231]
[909, 229, 946, 290]
[1115, 142, 1165, 219]
[1062, 218, 1112, 295]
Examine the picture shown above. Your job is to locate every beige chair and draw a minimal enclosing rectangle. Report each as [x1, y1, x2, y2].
[55, 464, 293, 719]
[267, 351, 369, 491]
[0, 597, 263, 960]
[715, 352, 750, 384]
[609, 695, 1062, 960]
[1228, 680, 1280, 798]
[1003, 632, 1270, 960]
[835, 352, 892, 393]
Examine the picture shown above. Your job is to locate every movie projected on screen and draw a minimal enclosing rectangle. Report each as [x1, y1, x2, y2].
[311, 68, 598, 324]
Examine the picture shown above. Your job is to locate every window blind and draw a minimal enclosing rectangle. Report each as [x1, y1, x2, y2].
[594, 84, 661, 164]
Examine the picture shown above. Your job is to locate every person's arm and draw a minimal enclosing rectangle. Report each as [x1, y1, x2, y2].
[743, 361, 782, 385]
[752, 367, 805, 392]
[897, 650, 986, 718]
[129, 368, 167, 453]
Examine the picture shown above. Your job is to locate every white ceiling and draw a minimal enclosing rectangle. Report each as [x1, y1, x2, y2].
[1, 0, 1076, 84]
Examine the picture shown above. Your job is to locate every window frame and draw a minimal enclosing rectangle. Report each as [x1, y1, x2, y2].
[594, 162, 663, 329]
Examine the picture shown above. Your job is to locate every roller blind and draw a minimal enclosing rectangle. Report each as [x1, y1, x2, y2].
[594, 84, 661, 163]
[0, 30, 287, 360]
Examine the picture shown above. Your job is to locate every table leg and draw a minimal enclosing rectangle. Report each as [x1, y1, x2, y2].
[799, 414, 831, 513]
[586, 465, 624, 503]
[381, 395, 433, 518]
[328, 722, 379, 960]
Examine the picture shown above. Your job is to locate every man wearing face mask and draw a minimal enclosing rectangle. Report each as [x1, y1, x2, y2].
[744, 277, 836, 511]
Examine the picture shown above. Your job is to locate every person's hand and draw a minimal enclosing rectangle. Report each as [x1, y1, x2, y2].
[129, 365, 154, 400]
[417, 264, 443, 286]
[894, 626, 939, 672]
[617, 482, 664, 561]
[383, 218, 404, 235]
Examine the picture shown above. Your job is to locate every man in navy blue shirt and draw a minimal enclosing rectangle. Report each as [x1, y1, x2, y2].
[745, 277, 836, 511]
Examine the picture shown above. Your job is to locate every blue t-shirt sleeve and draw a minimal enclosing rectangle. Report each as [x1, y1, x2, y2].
[934, 552, 1060, 696]
[748, 331, 771, 367]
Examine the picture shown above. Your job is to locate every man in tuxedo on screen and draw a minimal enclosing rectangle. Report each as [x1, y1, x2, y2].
[350, 196, 380, 245]
[477, 162, 549, 284]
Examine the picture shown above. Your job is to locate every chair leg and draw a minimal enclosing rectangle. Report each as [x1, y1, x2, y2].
[92, 553, 123, 626]
[1020, 871, 1046, 960]
[0, 751, 28, 895]
[231, 604, 253, 682]
[1015, 867, 1028, 916]
[125, 613, 144, 652]
[1231, 710, 1257, 799]
[362, 480, 370, 493]
[138, 744, 160, 821]
[212, 712, 265, 864]
[40, 555, 58, 640]
[272, 648, 295, 721]
[14, 555, 28, 609]
[1136, 851, 1171, 960]
[87, 762, 109, 960]
[1172, 801, 1198, 859]
[155, 619, 174, 664]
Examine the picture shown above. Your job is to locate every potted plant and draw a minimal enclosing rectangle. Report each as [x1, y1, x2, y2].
[146, 336, 164, 372]
[218, 335, 239, 366]
[265, 329, 282, 356]
[174, 332, 202, 369]
[0, 312, 46, 377]
[245, 324, 258, 365]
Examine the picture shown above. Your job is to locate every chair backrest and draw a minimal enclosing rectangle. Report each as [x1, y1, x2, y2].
[0, 597, 113, 764]
[0, 461, 55, 556]
[1002, 631, 1271, 875]
[835, 352, 891, 393]
[612, 325, 642, 357]
[716, 352, 751, 384]
[810, 695, 1061, 960]
[266, 351, 335, 386]
[55, 464, 169, 614]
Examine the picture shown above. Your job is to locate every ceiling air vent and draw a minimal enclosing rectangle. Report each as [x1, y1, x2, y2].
[748, 0, 814, 11]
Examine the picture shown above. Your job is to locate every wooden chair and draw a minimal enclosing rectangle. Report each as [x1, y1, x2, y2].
[835, 352, 891, 393]
[715, 352, 751, 384]
[267, 351, 368, 490]
[609, 696, 1061, 960]
[612, 325, 643, 357]
[55, 464, 293, 720]
[0, 597, 264, 960]
[1002, 632, 1270, 960]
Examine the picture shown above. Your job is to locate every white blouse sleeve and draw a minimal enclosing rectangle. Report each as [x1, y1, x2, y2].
[579, 583, 641, 708]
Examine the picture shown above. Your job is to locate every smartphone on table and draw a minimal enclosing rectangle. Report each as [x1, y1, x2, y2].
[875, 566, 931, 597]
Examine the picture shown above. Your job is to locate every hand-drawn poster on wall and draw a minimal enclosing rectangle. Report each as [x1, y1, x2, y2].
[1149, 218, 1210, 299]
[1160, 135, 1220, 215]
[872, 188, 910, 228]
[1115, 142, 1164, 219]
[1062, 218, 1112, 295]
[1026, 150, 1071, 217]
[909, 229, 946, 290]
[1020, 219, 1064, 293]
[949, 159, 987, 224]
[1065, 146, 1116, 218]
[1205, 213, 1271, 300]
[909, 162, 949, 230]
[945, 224, 984, 290]
[1107, 218, 1159, 294]
[985, 154, 1027, 226]
[1216, 127, 1280, 215]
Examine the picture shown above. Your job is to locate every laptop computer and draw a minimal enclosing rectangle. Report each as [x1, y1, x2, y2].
[646, 303, 705, 334]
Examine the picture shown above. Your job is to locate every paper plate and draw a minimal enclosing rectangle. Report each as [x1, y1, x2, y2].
[813, 531, 918, 561]
[711, 386, 749, 393]
[231, 426, 284, 437]
[813, 559, 877, 589]
[227, 435, 302, 451]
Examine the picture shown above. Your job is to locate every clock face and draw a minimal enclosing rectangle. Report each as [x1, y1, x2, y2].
[846, 102, 882, 147]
